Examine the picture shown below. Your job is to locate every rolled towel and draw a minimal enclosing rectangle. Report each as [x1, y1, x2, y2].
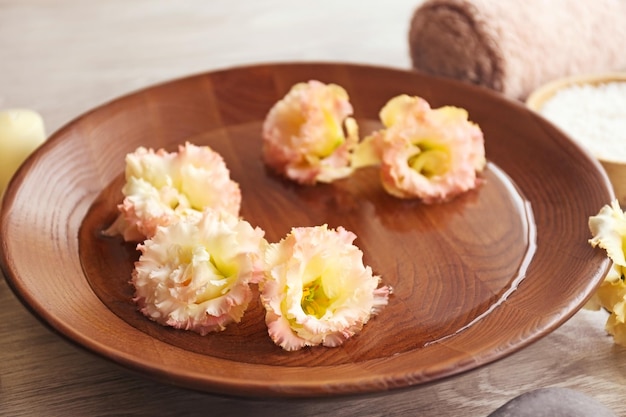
[408, 0, 626, 100]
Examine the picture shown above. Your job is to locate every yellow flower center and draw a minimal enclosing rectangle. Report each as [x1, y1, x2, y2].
[301, 277, 331, 318]
[305, 109, 344, 159]
[173, 246, 236, 304]
[408, 140, 451, 178]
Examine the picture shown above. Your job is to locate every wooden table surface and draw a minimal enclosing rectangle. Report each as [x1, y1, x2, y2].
[1, 1, 625, 416]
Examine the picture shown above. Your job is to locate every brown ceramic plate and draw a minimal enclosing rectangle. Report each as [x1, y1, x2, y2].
[0, 63, 613, 398]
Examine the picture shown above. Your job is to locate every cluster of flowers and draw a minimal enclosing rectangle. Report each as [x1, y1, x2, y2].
[104, 80, 487, 351]
[262, 80, 486, 203]
[104, 142, 391, 351]
[588, 200, 626, 346]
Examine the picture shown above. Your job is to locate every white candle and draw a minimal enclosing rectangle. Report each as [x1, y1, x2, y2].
[0, 109, 46, 194]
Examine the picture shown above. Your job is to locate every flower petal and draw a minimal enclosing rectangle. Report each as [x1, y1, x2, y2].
[262, 80, 359, 184]
[260, 224, 390, 350]
[132, 210, 267, 335]
[588, 199, 626, 266]
[104, 142, 241, 240]
[362, 95, 486, 203]
[586, 263, 626, 312]
[606, 305, 626, 347]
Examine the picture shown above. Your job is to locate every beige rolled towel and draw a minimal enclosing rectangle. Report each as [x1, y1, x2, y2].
[408, 0, 626, 100]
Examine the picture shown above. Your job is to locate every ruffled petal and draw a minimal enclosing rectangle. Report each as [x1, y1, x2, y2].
[587, 200, 626, 346]
[606, 305, 626, 347]
[588, 200, 626, 266]
[359, 94, 486, 203]
[262, 80, 359, 184]
[104, 142, 241, 240]
[132, 210, 267, 335]
[259, 225, 390, 351]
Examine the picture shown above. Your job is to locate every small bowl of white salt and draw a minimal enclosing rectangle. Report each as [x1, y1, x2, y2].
[526, 73, 626, 205]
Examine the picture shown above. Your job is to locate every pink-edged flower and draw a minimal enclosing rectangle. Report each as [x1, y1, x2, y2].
[606, 302, 626, 346]
[589, 200, 626, 267]
[104, 142, 241, 241]
[260, 224, 391, 351]
[132, 209, 267, 335]
[262, 80, 359, 184]
[354, 95, 486, 203]
[587, 200, 626, 346]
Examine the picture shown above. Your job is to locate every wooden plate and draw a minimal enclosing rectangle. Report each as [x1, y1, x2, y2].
[0, 63, 613, 398]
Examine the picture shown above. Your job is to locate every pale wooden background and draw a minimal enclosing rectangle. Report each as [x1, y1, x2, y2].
[1, 1, 625, 416]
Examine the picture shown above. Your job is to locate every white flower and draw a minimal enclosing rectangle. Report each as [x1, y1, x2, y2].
[260, 225, 391, 351]
[132, 210, 267, 335]
[104, 142, 241, 241]
[589, 199, 626, 267]
[354, 95, 486, 203]
[262, 80, 359, 184]
[588, 200, 626, 346]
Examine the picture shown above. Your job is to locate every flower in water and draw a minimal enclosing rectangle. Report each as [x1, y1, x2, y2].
[588, 199, 626, 346]
[132, 210, 267, 335]
[354, 95, 485, 203]
[104, 142, 241, 241]
[262, 80, 359, 185]
[260, 225, 391, 351]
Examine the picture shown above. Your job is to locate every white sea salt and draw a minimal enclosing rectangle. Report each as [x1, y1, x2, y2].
[539, 82, 626, 162]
